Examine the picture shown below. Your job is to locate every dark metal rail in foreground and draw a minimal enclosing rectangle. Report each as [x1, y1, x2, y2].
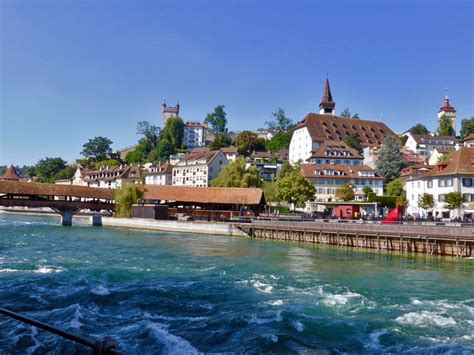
[0, 307, 120, 354]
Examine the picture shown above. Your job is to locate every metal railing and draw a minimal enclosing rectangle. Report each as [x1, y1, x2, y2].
[0, 307, 120, 354]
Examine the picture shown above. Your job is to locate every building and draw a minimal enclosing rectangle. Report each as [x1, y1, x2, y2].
[183, 121, 208, 149]
[302, 164, 384, 202]
[405, 147, 474, 220]
[364, 145, 426, 169]
[428, 147, 456, 165]
[438, 93, 456, 133]
[403, 133, 457, 158]
[0, 165, 21, 181]
[73, 165, 141, 189]
[162, 98, 180, 126]
[289, 79, 394, 164]
[462, 133, 474, 147]
[306, 140, 363, 165]
[172, 150, 228, 187]
[144, 163, 173, 186]
[220, 147, 239, 162]
[245, 162, 281, 182]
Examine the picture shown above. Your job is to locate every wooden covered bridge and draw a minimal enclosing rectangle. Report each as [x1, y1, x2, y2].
[0, 181, 114, 225]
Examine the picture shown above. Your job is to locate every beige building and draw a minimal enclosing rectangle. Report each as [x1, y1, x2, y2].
[172, 150, 228, 187]
[70, 165, 141, 189]
[144, 163, 173, 186]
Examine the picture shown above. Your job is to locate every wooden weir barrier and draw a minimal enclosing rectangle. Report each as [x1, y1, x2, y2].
[233, 220, 474, 258]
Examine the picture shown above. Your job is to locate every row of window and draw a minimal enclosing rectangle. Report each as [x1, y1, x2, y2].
[426, 178, 453, 188]
[312, 159, 361, 165]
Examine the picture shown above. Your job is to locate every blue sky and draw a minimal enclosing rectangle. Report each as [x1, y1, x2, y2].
[1, 0, 472, 165]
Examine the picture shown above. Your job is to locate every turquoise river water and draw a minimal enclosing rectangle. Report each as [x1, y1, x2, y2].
[0, 214, 473, 353]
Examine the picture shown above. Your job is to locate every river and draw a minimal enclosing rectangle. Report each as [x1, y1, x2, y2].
[1, 214, 473, 353]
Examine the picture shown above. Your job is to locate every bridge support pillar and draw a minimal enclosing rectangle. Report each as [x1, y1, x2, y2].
[61, 209, 73, 226]
[90, 215, 102, 226]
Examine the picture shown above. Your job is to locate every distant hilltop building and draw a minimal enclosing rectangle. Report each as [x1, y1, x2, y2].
[438, 92, 456, 133]
[0, 165, 21, 181]
[289, 79, 395, 164]
[162, 98, 180, 126]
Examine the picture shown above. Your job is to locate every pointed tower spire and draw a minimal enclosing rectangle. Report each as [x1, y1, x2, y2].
[319, 78, 336, 115]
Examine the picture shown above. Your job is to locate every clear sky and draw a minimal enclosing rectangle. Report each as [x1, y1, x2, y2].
[0, 0, 472, 165]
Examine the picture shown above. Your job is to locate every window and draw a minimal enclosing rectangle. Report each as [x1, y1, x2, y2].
[462, 178, 473, 187]
[438, 194, 445, 202]
[427, 180, 433, 188]
[439, 178, 453, 187]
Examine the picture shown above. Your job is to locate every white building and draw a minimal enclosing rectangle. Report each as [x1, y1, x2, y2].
[302, 164, 384, 203]
[183, 122, 208, 149]
[172, 150, 228, 187]
[289, 79, 394, 164]
[72, 165, 141, 189]
[144, 163, 173, 186]
[405, 147, 474, 220]
[403, 132, 457, 159]
[428, 147, 455, 165]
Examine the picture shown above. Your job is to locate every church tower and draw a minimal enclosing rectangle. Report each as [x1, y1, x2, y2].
[437, 92, 456, 134]
[162, 98, 180, 126]
[319, 79, 336, 115]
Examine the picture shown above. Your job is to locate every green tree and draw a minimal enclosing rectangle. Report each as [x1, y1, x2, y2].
[443, 192, 463, 216]
[164, 116, 185, 149]
[438, 114, 455, 136]
[53, 166, 76, 181]
[81, 136, 113, 162]
[137, 121, 161, 146]
[436, 152, 454, 165]
[344, 132, 363, 154]
[204, 105, 227, 133]
[335, 184, 355, 201]
[210, 133, 232, 150]
[409, 124, 429, 135]
[339, 108, 359, 119]
[150, 139, 175, 162]
[35, 157, 68, 183]
[418, 193, 435, 211]
[114, 183, 144, 218]
[362, 186, 374, 196]
[386, 179, 404, 196]
[460, 117, 474, 139]
[94, 159, 120, 169]
[265, 108, 293, 131]
[212, 158, 261, 188]
[375, 136, 407, 181]
[124, 142, 148, 164]
[265, 131, 293, 152]
[396, 195, 409, 209]
[235, 131, 259, 156]
[275, 171, 315, 209]
[262, 181, 277, 205]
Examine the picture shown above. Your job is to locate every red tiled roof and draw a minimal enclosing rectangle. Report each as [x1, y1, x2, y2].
[302, 164, 384, 180]
[0, 181, 114, 199]
[143, 185, 265, 206]
[295, 113, 394, 147]
[0, 165, 21, 181]
[308, 140, 363, 160]
[439, 98, 456, 113]
[423, 147, 474, 177]
[145, 163, 173, 175]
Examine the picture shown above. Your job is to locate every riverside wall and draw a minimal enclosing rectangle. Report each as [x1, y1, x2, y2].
[101, 217, 247, 237]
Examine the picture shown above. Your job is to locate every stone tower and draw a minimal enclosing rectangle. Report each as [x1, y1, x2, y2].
[162, 98, 180, 126]
[319, 79, 336, 115]
[438, 92, 456, 134]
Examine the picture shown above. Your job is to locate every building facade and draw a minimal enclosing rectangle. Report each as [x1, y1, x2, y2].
[144, 163, 173, 186]
[172, 150, 228, 187]
[405, 148, 474, 220]
[289, 80, 394, 164]
[403, 133, 457, 159]
[183, 122, 208, 149]
[71, 165, 141, 189]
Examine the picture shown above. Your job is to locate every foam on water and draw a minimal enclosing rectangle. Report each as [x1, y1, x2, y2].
[396, 311, 457, 327]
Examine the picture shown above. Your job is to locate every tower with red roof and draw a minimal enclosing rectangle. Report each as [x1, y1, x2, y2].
[438, 92, 456, 134]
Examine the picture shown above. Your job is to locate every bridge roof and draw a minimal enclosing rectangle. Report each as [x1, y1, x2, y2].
[144, 185, 265, 206]
[0, 181, 114, 200]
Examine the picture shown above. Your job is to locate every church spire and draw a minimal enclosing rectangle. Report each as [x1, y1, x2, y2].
[319, 78, 336, 115]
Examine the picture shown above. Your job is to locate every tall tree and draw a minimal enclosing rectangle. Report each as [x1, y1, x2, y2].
[204, 105, 227, 133]
[275, 171, 315, 210]
[386, 179, 404, 196]
[339, 108, 359, 119]
[344, 133, 363, 154]
[418, 193, 435, 211]
[235, 131, 259, 156]
[375, 136, 407, 181]
[443, 192, 463, 217]
[114, 184, 144, 218]
[150, 139, 175, 162]
[408, 124, 429, 135]
[437, 114, 455, 136]
[81, 136, 113, 162]
[265, 108, 293, 131]
[460, 117, 474, 139]
[34, 157, 68, 183]
[164, 116, 185, 149]
[335, 184, 355, 201]
[212, 158, 261, 188]
[210, 133, 232, 150]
